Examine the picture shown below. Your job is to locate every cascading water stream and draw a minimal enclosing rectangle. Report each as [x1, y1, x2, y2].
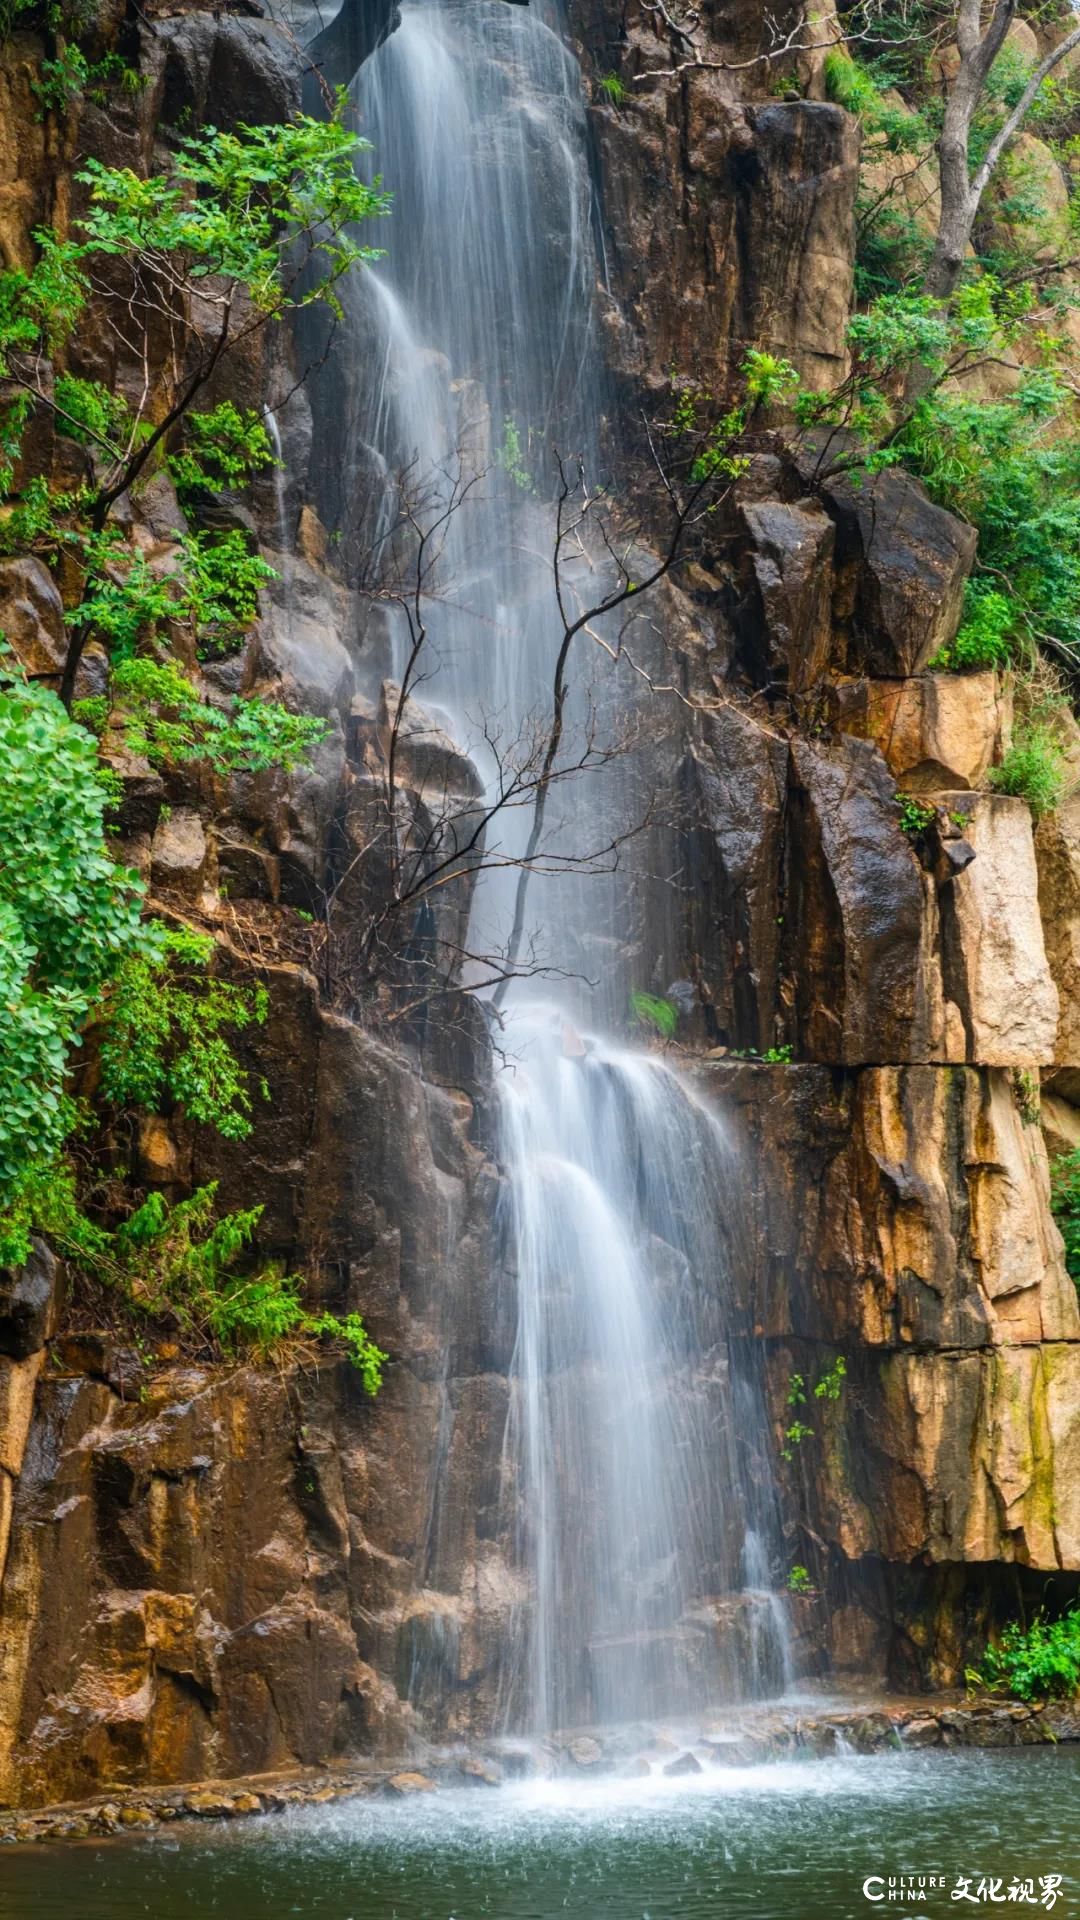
[332, 0, 792, 1736]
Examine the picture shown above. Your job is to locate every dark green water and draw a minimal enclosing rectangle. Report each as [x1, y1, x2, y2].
[3, 1750, 1079, 1920]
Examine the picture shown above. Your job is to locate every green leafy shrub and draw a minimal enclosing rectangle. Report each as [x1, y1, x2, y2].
[971, 1608, 1080, 1702]
[780, 1359, 846, 1458]
[788, 1564, 814, 1595]
[630, 990, 678, 1039]
[897, 793, 936, 837]
[180, 530, 277, 658]
[3, 1167, 386, 1388]
[931, 582, 1015, 673]
[112, 658, 327, 775]
[0, 671, 147, 1216]
[168, 403, 276, 504]
[32, 45, 144, 115]
[99, 927, 268, 1140]
[814, 1355, 847, 1401]
[597, 71, 628, 107]
[988, 720, 1067, 818]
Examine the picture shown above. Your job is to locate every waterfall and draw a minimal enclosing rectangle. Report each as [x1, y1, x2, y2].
[333, 0, 791, 1736]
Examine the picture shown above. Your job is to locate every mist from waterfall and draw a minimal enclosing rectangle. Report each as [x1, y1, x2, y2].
[335, 0, 791, 1736]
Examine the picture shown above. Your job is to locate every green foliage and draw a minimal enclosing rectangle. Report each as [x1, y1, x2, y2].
[0, 670, 148, 1212]
[988, 719, 1067, 818]
[66, 543, 177, 659]
[53, 372, 131, 450]
[787, 1564, 814, 1595]
[762, 1044, 793, 1064]
[32, 44, 144, 116]
[3, 1166, 386, 1388]
[1050, 1146, 1080, 1289]
[180, 530, 277, 658]
[814, 1355, 847, 1402]
[780, 1360, 845, 1458]
[930, 582, 1015, 673]
[99, 926, 268, 1140]
[496, 415, 532, 492]
[77, 107, 389, 318]
[1010, 1067, 1041, 1127]
[597, 71, 628, 107]
[970, 1608, 1080, 1702]
[306, 1311, 387, 1396]
[168, 403, 276, 504]
[630, 990, 678, 1039]
[671, 352, 799, 491]
[0, 105, 384, 1260]
[780, 1418, 814, 1462]
[111, 658, 328, 775]
[893, 366, 1080, 669]
[0, 0, 35, 37]
[897, 792, 936, 837]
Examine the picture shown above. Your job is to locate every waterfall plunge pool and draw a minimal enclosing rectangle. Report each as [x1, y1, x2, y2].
[4, 1749, 1077, 1919]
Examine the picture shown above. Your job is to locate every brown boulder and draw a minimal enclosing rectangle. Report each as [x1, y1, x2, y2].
[820, 466, 977, 676]
[944, 792, 1058, 1066]
[830, 672, 1011, 791]
[0, 556, 65, 676]
[738, 496, 835, 692]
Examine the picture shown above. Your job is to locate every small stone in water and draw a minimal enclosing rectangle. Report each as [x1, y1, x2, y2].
[663, 1751, 703, 1777]
[385, 1772, 437, 1796]
[567, 1737, 603, 1768]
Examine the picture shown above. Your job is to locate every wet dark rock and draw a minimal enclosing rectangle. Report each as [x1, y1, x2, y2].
[787, 734, 937, 1064]
[662, 1750, 702, 1776]
[816, 465, 977, 676]
[737, 496, 835, 694]
[0, 1242, 61, 1362]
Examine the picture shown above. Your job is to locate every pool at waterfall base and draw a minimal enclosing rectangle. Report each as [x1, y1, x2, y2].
[4, 1748, 1078, 1919]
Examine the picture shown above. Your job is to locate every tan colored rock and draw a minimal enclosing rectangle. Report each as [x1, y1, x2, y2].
[0, 1352, 44, 1586]
[1040, 1090, 1080, 1161]
[1006, 19, 1040, 62]
[831, 672, 1010, 791]
[853, 1344, 1080, 1570]
[385, 1772, 436, 1795]
[695, 1060, 1077, 1350]
[1036, 791, 1080, 1065]
[135, 1115, 184, 1187]
[0, 1353, 44, 1481]
[0, 39, 48, 272]
[0, 557, 65, 676]
[860, 144, 941, 249]
[944, 792, 1059, 1065]
[983, 133, 1070, 263]
[150, 809, 210, 898]
[296, 505, 328, 566]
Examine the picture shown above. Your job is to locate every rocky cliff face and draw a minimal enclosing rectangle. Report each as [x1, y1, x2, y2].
[2, 0, 1080, 1809]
